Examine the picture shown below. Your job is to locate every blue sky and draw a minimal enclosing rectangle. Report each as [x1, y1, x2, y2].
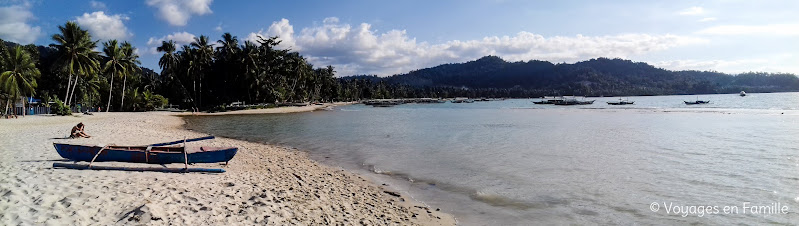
[1, 0, 798, 76]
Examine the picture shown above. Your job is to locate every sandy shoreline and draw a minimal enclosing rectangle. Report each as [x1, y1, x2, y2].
[0, 110, 454, 225]
[180, 102, 355, 116]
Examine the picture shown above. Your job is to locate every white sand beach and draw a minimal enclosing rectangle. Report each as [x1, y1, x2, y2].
[0, 111, 453, 225]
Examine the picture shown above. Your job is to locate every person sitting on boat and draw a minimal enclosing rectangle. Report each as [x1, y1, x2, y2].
[70, 122, 91, 138]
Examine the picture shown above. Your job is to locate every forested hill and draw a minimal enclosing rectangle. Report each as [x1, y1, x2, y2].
[355, 56, 799, 96]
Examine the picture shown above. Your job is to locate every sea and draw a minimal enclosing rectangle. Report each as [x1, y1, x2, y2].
[183, 92, 799, 225]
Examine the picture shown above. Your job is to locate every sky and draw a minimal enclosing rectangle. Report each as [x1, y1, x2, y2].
[1, 0, 798, 77]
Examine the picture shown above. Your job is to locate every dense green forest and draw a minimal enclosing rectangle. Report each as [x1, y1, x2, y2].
[2, 22, 798, 115]
[0, 22, 167, 115]
[358, 56, 799, 98]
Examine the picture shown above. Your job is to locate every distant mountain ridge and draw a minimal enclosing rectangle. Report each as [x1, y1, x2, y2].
[345, 56, 799, 96]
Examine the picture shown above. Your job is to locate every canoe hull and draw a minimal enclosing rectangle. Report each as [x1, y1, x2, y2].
[53, 143, 237, 164]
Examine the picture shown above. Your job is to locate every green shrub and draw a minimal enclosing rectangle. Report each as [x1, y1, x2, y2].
[142, 92, 168, 111]
[50, 99, 71, 116]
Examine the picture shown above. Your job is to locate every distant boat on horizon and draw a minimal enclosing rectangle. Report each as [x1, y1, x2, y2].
[553, 96, 595, 105]
[607, 98, 634, 105]
[533, 96, 563, 104]
[684, 100, 710, 105]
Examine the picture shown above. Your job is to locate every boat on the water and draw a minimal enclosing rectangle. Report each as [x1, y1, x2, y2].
[553, 99, 594, 105]
[684, 100, 710, 105]
[740, 91, 746, 96]
[607, 98, 635, 105]
[551, 96, 594, 105]
[53, 143, 238, 164]
[533, 96, 565, 104]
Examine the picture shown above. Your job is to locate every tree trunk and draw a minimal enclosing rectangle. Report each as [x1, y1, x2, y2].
[64, 74, 73, 105]
[68, 75, 80, 108]
[22, 97, 26, 117]
[3, 98, 8, 117]
[289, 75, 299, 102]
[193, 78, 196, 107]
[9, 98, 16, 118]
[198, 76, 202, 108]
[121, 74, 127, 111]
[106, 72, 114, 112]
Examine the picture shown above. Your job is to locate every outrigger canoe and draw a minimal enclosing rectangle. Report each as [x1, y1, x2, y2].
[53, 143, 237, 164]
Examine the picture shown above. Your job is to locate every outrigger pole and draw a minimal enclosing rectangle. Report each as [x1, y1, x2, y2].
[53, 163, 225, 173]
[148, 136, 215, 147]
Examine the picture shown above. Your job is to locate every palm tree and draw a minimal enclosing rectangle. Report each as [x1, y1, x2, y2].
[102, 40, 125, 112]
[119, 41, 140, 111]
[157, 40, 178, 78]
[50, 22, 99, 106]
[0, 41, 6, 116]
[285, 52, 310, 102]
[216, 33, 240, 101]
[216, 33, 239, 60]
[190, 35, 213, 107]
[240, 41, 259, 102]
[78, 75, 102, 108]
[157, 40, 197, 109]
[68, 72, 102, 109]
[178, 44, 200, 110]
[1, 46, 40, 117]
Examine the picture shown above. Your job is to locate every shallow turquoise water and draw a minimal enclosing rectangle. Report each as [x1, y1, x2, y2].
[184, 92, 799, 225]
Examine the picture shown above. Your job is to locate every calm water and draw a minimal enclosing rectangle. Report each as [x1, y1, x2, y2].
[184, 93, 799, 225]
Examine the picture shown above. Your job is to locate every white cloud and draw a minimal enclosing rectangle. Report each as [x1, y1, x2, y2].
[654, 59, 762, 71]
[0, 4, 41, 44]
[75, 11, 132, 40]
[698, 17, 717, 22]
[246, 18, 296, 49]
[652, 58, 799, 74]
[697, 24, 799, 36]
[654, 53, 799, 74]
[214, 23, 222, 32]
[145, 0, 212, 26]
[90, 1, 107, 10]
[678, 6, 704, 15]
[145, 31, 196, 54]
[247, 18, 707, 76]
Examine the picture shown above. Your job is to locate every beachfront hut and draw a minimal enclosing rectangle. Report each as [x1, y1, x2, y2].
[9, 97, 50, 116]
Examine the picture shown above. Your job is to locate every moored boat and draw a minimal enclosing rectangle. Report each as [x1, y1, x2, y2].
[607, 98, 634, 105]
[684, 100, 710, 105]
[53, 143, 238, 164]
[553, 97, 594, 105]
[533, 96, 559, 104]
